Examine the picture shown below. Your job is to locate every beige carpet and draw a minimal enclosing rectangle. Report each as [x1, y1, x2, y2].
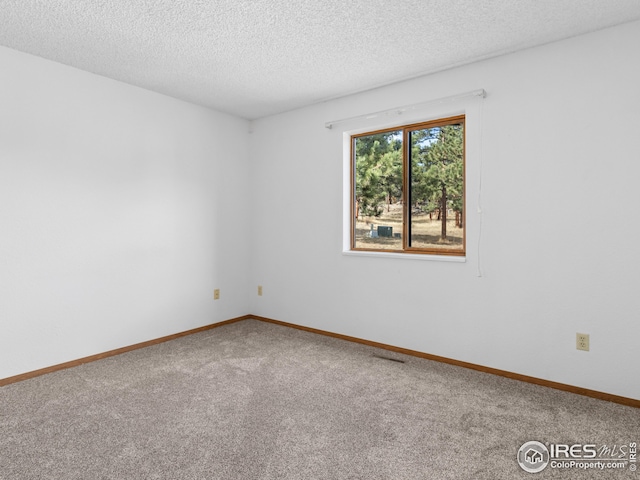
[1, 319, 638, 479]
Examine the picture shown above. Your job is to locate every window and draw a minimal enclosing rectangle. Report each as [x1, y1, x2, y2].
[351, 115, 465, 256]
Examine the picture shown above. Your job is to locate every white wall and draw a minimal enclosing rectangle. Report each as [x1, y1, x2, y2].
[0, 47, 251, 379]
[249, 21, 640, 400]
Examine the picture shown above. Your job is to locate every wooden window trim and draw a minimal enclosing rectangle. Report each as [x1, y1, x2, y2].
[350, 115, 466, 256]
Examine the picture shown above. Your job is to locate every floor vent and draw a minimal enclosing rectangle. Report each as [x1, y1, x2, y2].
[373, 354, 405, 363]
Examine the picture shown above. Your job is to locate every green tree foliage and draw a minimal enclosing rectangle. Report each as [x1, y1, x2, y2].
[410, 124, 464, 240]
[354, 131, 402, 218]
[354, 123, 463, 242]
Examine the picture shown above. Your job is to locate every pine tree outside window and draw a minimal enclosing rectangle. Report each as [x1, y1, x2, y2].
[351, 115, 465, 256]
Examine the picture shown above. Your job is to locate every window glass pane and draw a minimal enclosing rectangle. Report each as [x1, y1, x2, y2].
[353, 131, 403, 250]
[409, 123, 464, 251]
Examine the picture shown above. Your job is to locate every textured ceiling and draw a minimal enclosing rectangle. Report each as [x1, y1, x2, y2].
[1, 1, 639, 119]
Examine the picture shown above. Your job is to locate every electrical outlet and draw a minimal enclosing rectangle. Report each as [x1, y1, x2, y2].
[576, 333, 589, 351]
[258, 285, 263, 296]
[214, 289, 220, 300]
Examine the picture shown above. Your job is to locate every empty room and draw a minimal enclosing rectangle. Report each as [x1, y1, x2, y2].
[1, 1, 639, 478]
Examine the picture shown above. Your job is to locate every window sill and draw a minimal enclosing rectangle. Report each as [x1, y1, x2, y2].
[342, 250, 466, 262]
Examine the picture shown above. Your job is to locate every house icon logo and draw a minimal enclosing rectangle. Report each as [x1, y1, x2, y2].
[517, 441, 550, 473]
[526, 449, 543, 463]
